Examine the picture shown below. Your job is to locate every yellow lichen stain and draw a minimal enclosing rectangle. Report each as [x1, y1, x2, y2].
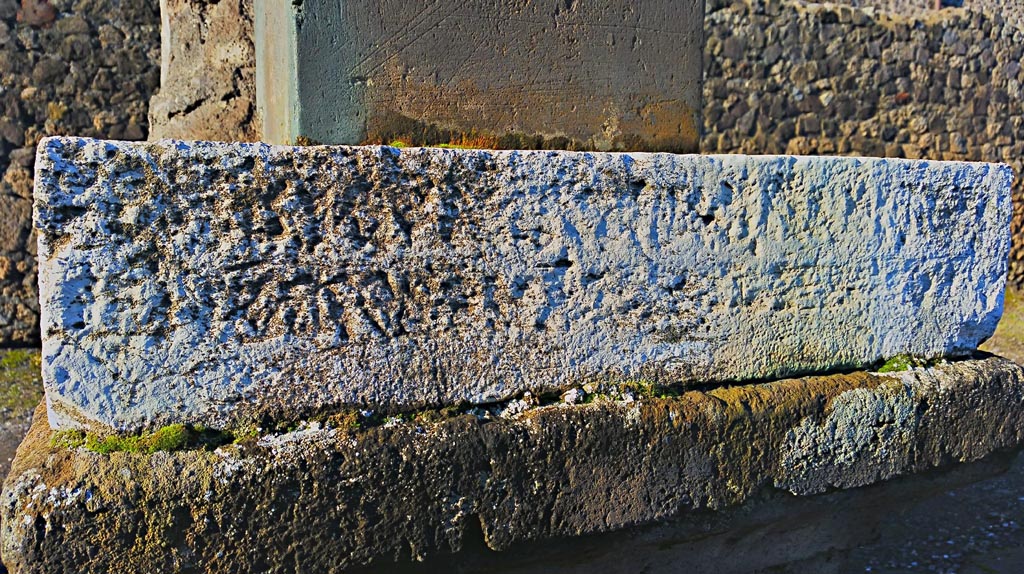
[359, 62, 700, 153]
[627, 99, 700, 152]
[46, 101, 67, 122]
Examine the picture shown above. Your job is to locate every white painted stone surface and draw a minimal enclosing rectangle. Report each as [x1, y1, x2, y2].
[34, 137, 1012, 432]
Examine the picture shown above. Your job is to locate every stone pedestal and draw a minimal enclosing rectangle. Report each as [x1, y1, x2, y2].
[255, 0, 705, 150]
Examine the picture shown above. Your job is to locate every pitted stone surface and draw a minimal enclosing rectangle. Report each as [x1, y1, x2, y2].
[34, 138, 1011, 431]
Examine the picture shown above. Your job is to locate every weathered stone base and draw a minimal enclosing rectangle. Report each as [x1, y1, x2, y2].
[3, 356, 1024, 573]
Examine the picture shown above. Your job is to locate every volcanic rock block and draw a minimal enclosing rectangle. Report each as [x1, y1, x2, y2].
[33, 137, 1011, 432]
[148, 0, 259, 142]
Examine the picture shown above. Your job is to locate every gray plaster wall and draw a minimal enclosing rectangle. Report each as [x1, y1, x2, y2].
[255, 0, 705, 152]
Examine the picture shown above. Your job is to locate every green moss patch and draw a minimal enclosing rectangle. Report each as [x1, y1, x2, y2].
[0, 349, 34, 369]
[877, 354, 939, 373]
[86, 424, 191, 454]
[0, 349, 44, 412]
[581, 379, 680, 404]
[51, 424, 236, 455]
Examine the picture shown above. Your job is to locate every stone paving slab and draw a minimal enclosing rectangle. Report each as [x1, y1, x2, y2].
[33, 138, 1012, 432]
[3, 357, 1023, 573]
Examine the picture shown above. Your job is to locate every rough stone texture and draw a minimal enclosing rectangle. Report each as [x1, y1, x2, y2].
[255, 0, 703, 151]
[824, 1, 1019, 28]
[3, 357, 1023, 573]
[823, 0, 957, 17]
[702, 0, 1024, 286]
[34, 137, 1011, 432]
[0, 0, 160, 347]
[147, 0, 259, 142]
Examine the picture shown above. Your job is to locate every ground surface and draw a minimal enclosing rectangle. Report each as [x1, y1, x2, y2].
[0, 351, 40, 482]
[850, 447, 1024, 574]
[980, 286, 1024, 364]
[0, 350, 40, 574]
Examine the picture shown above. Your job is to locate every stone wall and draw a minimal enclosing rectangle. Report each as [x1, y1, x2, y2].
[822, 0, 945, 15]
[702, 0, 1024, 286]
[824, 0, 1023, 29]
[0, 0, 159, 346]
